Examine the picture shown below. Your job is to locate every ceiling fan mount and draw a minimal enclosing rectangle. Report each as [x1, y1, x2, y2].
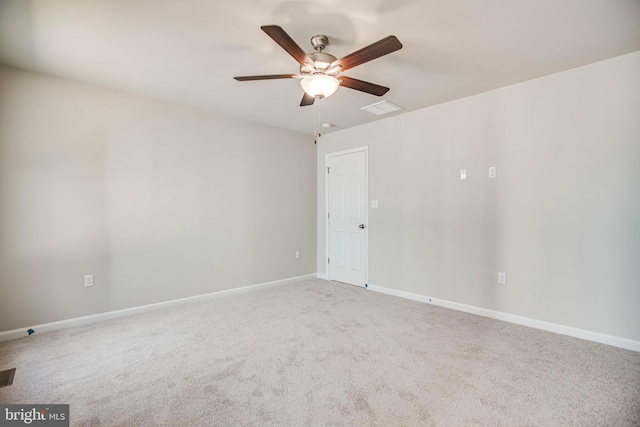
[234, 25, 403, 106]
[310, 34, 329, 52]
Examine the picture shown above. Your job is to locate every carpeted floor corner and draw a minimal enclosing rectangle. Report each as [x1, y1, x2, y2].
[1, 278, 639, 426]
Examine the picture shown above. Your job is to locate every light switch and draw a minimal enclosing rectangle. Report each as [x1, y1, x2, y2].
[460, 169, 467, 180]
[371, 200, 379, 208]
[489, 167, 497, 178]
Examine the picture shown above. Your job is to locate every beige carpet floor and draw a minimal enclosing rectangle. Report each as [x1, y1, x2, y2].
[1, 278, 639, 426]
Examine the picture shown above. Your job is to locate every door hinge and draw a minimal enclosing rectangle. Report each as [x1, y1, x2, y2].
[328, 212, 330, 219]
[328, 258, 330, 264]
[327, 167, 330, 174]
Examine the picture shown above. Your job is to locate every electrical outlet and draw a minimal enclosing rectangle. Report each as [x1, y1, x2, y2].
[295, 251, 300, 259]
[370, 200, 379, 208]
[489, 167, 497, 178]
[498, 272, 506, 284]
[84, 275, 94, 287]
[460, 169, 467, 180]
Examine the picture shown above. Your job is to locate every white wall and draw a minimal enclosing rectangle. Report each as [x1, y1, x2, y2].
[0, 65, 316, 332]
[317, 51, 640, 342]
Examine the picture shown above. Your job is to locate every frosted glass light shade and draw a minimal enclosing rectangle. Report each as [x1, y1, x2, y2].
[300, 74, 340, 99]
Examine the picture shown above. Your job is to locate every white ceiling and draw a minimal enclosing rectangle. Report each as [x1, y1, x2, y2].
[1, 0, 639, 136]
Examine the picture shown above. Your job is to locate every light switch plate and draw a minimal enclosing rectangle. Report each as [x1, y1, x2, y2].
[489, 167, 497, 178]
[460, 169, 467, 180]
[84, 275, 94, 287]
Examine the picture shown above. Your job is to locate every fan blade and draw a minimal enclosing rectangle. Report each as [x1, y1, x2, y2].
[300, 92, 315, 106]
[331, 36, 402, 72]
[234, 74, 299, 81]
[261, 25, 314, 67]
[339, 76, 389, 96]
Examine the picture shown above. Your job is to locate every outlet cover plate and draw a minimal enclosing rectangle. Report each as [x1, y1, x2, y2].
[498, 272, 506, 284]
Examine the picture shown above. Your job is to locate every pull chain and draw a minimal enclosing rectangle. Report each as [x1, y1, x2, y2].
[313, 97, 323, 144]
[314, 98, 320, 144]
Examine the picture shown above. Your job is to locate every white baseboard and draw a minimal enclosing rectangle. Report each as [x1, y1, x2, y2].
[367, 284, 430, 303]
[367, 284, 640, 353]
[0, 273, 317, 343]
[316, 273, 328, 280]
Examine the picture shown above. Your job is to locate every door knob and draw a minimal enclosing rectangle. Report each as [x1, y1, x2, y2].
[359, 224, 366, 229]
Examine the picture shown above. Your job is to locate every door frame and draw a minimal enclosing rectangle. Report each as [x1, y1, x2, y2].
[325, 146, 369, 286]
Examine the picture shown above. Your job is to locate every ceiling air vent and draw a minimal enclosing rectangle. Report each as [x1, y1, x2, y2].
[360, 100, 403, 116]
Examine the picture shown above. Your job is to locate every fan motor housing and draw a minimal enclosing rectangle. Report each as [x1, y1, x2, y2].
[301, 52, 338, 74]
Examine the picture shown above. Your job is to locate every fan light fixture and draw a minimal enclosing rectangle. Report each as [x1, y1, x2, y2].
[300, 74, 340, 99]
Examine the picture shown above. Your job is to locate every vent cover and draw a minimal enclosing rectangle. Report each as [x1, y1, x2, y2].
[360, 100, 403, 116]
[0, 368, 16, 388]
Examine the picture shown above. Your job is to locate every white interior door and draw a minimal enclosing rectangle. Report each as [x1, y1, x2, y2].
[327, 149, 367, 286]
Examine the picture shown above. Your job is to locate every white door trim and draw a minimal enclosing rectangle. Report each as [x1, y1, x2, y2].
[325, 146, 369, 286]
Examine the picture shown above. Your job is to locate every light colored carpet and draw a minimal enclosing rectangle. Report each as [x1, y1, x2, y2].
[1, 278, 639, 426]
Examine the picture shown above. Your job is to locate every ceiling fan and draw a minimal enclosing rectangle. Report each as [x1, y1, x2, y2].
[234, 25, 403, 106]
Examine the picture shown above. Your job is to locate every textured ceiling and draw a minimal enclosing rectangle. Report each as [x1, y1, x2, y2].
[1, 0, 639, 136]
